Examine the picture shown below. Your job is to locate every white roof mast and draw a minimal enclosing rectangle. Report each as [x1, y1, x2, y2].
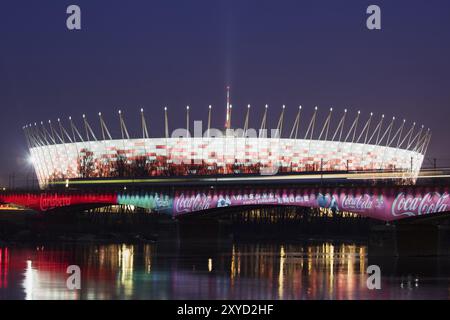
[225, 85, 231, 130]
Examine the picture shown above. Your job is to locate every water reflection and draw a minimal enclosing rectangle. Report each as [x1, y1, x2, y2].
[1, 241, 450, 300]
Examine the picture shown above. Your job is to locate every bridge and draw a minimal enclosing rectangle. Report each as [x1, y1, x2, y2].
[1, 183, 449, 222]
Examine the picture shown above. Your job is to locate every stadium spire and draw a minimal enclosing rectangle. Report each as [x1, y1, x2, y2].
[225, 85, 231, 129]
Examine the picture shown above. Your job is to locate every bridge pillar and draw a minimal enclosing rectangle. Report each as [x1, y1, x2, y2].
[369, 224, 450, 257]
[176, 218, 233, 242]
[437, 225, 450, 256]
[157, 219, 180, 243]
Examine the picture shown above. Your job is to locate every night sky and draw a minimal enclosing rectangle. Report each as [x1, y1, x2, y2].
[1, 0, 450, 186]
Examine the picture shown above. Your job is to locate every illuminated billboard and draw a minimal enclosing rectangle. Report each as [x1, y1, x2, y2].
[1, 186, 448, 222]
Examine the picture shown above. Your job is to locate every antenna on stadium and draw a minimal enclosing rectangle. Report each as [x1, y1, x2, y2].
[225, 86, 231, 130]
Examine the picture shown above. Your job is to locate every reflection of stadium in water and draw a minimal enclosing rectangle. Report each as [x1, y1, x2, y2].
[1, 242, 450, 299]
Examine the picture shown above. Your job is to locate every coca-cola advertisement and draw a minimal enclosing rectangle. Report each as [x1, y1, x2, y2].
[391, 192, 450, 218]
[171, 187, 450, 221]
[2, 187, 450, 221]
[172, 190, 386, 217]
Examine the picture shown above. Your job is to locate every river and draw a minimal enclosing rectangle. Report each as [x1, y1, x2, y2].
[1, 241, 450, 300]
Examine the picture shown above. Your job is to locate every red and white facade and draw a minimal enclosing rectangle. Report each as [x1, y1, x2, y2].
[24, 104, 431, 188]
[28, 136, 425, 188]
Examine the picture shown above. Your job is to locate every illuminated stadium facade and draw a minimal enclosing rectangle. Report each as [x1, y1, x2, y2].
[23, 93, 431, 189]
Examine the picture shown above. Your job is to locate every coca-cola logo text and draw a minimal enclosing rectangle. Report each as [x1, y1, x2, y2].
[392, 192, 450, 217]
[174, 194, 212, 213]
[342, 194, 376, 211]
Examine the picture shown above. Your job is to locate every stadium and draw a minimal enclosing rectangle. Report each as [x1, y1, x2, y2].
[23, 93, 430, 189]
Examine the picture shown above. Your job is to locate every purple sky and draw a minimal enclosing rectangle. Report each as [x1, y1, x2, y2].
[1, 0, 450, 186]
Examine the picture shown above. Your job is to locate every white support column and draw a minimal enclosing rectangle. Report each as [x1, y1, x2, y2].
[356, 112, 373, 144]
[186, 105, 190, 137]
[259, 105, 268, 138]
[164, 107, 169, 139]
[98, 112, 111, 174]
[83, 114, 98, 141]
[375, 115, 385, 145]
[399, 122, 415, 149]
[49, 120, 64, 144]
[289, 106, 302, 139]
[387, 119, 406, 148]
[69, 116, 85, 143]
[59, 118, 73, 143]
[141, 108, 149, 139]
[331, 109, 347, 142]
[53, 118, 70, 177]
[207, 105, 212, 137]
[118, 110, 130, 140]
[422, 132, 432, 155]
[83, 114, 90, 142]
[99, 112, 112, 140]
[276, 105, 286, 138]
[40, 121, 52, 145]
[408, 125, 423, 150]
[48, 120, 57, 143]
[41, 121, 56, 180]
[344, 111, 360, 143]
[378, 117, 395, 146]
[413, 127, 428, 152]
[243, 104, 250, 137]
[318, 108, 333, 140]
[304, 106, 318, 140]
